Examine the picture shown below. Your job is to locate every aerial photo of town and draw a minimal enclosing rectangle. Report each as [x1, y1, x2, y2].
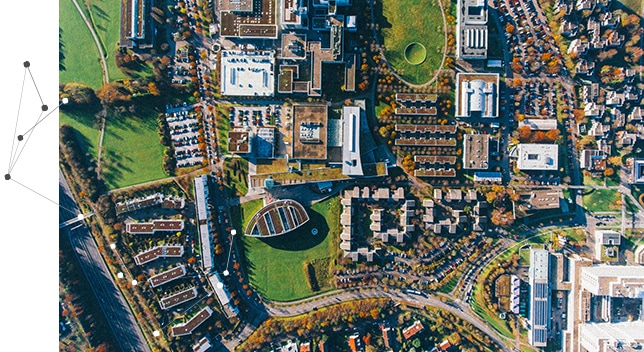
[58, 0, 644, 351]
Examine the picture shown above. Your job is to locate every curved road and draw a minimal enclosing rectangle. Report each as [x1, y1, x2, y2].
[60, 169, 150, 352]
[68, 0, 109, 173]
[68, 0, 109, 83]
[262, 288, 512, 352]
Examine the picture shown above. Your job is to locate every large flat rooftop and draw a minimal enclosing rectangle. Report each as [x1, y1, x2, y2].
[133, 245, 184, 265]
[515, 144, 559, 171]
[148, 265, 187, 288]
[456, 73, 498, 118]
[171, 307, 213, 336]
[220, 50, 275, 97]
[457, 0, 488, 59]
[292, 105, 328, 160]
[219, 0, 278, 38]
[462, 134, 490, 170]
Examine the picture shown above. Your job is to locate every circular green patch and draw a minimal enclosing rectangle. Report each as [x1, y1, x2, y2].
[404, 42, 427, 65]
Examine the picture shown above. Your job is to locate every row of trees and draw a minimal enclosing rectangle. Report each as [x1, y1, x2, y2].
[240, 299, 388, 350]
[60, 125, 105, 202]
[516, 125, 561, 143]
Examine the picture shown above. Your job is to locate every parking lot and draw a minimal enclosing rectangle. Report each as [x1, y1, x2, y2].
[165, 106, 205, 168]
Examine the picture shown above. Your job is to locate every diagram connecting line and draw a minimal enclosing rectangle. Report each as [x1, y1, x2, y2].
[19, 104, 59, 137]
[10, 178, 78, 217]
[27, 66, 45, 106]
[9, 111, 44, 174]
[4, 61, 72, 218]
[8, 69, 27, 174]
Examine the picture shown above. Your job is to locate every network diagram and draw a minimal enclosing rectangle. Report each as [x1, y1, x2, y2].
[4, 61, 72, 215]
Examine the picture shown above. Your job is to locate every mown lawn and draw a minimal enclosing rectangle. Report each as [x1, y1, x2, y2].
[60, 0, 104, 88]
[224, 157, 249, 197]
[582, 189, 621, 213]
[100, 109, 167, 189]
[59, 108, 102, 158]
[379, 0, 445, 84]
[85, 0, 128, 81]
[239, 196, 340, 301]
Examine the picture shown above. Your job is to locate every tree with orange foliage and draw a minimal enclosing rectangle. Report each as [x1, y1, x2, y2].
[532, 131, 546, 143]
[604, 167, 614, 177]
[545, 129, 560, 142]
[506, 24, 515, 33]
[518, 125, 532, 141]
[573, 109, 585, 123]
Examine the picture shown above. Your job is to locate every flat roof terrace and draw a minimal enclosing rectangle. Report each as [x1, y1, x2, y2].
[395, 124, 456, 134]
[463, 134, 490, 170]
[171, 307, 213, 337]
[159, 287, 198, 310]
[292, 105, 328, 160]
[280, 33, 307, 60]
[126, 219, 184, 234]
[221, 50, 275, 97]
[220, 0, 277, 38]
[456, 73, 498, 118]
[148, 265, 187, 288]
[133, 245, 184, 265]
[515, 144, 559, 170]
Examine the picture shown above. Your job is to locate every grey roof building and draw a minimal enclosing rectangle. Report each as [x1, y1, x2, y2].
[457, 0, 488, 59]
[529, 249, 550, 347]
[342, 106, 363, 176]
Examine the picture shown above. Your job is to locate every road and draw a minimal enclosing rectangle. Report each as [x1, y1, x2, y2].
[60, 169, 150, 352]
[261, 288, 512, 352]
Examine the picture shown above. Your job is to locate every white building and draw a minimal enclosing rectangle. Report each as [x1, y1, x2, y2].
[579, 321, 644, 352]
[342, 106, 363, 176]
[518, 119, 558, 131]
[580, 265, 644, 298]
[514, 144, 559, 171]
[220, 50, 275, 97]
[455, 73, 499, 118]
[456, 0, 488, 59]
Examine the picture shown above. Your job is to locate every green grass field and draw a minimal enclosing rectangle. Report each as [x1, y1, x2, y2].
[582, 189, 621, 213]
[85, 0, 128, 81]
[380, 0, 445, 84]
[519, 248, 530, 266]
[216, 104, 231, 154]
[239, 196, 340, 301]
[100, 109, 167, 189]
[224, 157, 249, 197]
[60, 0, 104, 88]
[59, 108, 102, 158]
[404, 43, 427, 65]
